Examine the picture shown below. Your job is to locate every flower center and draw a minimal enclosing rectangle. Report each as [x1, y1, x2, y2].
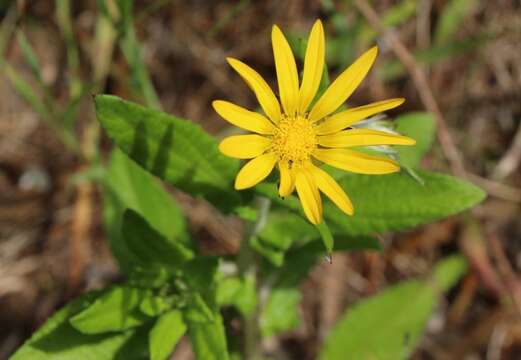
[272, 115, 316, 164]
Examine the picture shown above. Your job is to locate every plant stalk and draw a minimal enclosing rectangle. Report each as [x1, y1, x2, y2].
[238, 196, 270, 360]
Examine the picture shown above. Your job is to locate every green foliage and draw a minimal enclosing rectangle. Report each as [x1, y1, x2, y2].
[258, 210, 315, 251]
[328, 171, 485, 235]
[258, 170, 485, 237]
[139, 295, 173, 317]
[252, 209, 380, 265]
[183, 257, 220, 293]
[434, 0, 477, 44]
[260, 288, 301, 337]
[185, 313, 230, 360]
[395, 112, 436, 168]
[11, 292, 148, 360]
[319, 256, 467, 359]
[358, 0, 417, 46]
[13, 7, 491, 360]
[103, 149, 190, 273]
[316, 220, 334, 254]
[122, 209, 193, 270]
[432, 254, 468, 290]
[3, 63, 49, 119]
[149, 310, 187, 360]
[96, 95, 241, 212]
[70, 286, 152, 334]
[216, 276, 257, 316]
[116, 0, 161, 109]
[16, 31, 43, 82]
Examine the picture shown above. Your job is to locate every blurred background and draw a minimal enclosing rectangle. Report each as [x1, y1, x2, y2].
[1, 0, 520, 359]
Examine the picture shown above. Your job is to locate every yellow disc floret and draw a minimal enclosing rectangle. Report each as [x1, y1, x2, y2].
[272, 115, 316, 164]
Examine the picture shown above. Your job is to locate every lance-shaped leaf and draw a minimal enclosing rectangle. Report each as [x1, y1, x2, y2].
[394, 112, 436, 168]
[149, 310, 187, 360]
[121, 209, 193, 269]
[95, 95, 241, 212]
[11, 291, 148, 360]
[319, 256, 467, 359]
[257, 170, 485, 236]
[70, 286, 152, 334]
[103, 149, 191, 273]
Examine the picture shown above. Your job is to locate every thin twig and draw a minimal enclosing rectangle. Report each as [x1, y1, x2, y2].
[485, 229, 521, 315]
[353, 0, 521, 204]
[467, 173, 521, 203]
[239, 197, 271, 360]
[492, 121, 521, 180]
[416, 0, 432, 50]
[354, 0, 466, 177]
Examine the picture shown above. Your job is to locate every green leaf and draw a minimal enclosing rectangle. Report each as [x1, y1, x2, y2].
[182, 293, 215, 323]
[319, 255, 468, 359]
[139, 295, 173, 317]
[183, 256, 220, 293]
[298, 235, 381, 254]
[96, 95, 240, 211]
[320, 280, 434, 359]
[316, 220, 334, 254]
[273, 249, 318, 288]
[117, 0, 161, 110]
[258, 210, 316, 251]
[185, 312, 229, 360]
[149, 310, 187, 360]
[358, 0, 417, 45]
[258, 170, 486, 236]
[70, 286, 152, 334]
[432, 255, 468, 291]
[181, 257, 220, 325]
[327, 171, 486, 235]
[103, 149, 190, 273]
[434, 0, 477, 44]
[260, 288, 301, 337]
[250, 209, 320, 267]
[128, 266, 170, 289]
[16, 31, 43, 82]
[122, 209, 193, 269]
[250, 236, 285, 267]
[11, 292, 147, 360]
[234, 205, 258, 222]
[395, 112, 436, 168]
[4, 63, 49, 118]
[254, 209, 380, 266]
[216, 276, 257, 316]
[269, 235, 380, 291]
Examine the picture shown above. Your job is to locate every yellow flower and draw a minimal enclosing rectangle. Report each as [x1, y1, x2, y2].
[214, 20, 415, 225]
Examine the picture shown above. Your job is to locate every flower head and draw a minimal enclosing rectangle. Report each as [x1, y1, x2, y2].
[214, 20, 415, 225]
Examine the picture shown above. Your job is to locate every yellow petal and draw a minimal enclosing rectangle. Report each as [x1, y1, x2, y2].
[272, 25, 299, 116]
[298, 20, 325, 114]
[313, 148, 400, 174]
[227, 57, 282, 122]
[318, 129, 416, 148]
[315, 98, 405, 135]
[278, 161, 295, 197]
[213, 100, 276, 134]
[309, 165, 354, 216]
[308, 46, 378, 123]
[219, 135, 272, 159]
[235, 152, 277, 190]
[295, 167, 322, 225]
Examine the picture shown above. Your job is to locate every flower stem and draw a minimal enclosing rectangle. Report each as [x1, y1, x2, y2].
[238, 196, 270, 360]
